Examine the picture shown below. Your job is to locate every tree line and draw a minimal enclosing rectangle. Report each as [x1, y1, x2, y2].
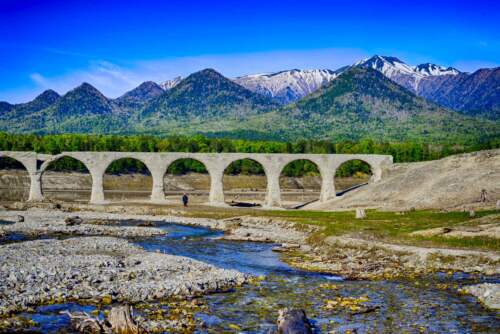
[0, 132, 498, 177]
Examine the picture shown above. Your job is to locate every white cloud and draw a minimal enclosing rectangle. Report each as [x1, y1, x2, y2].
[29, 73, 48, 86]
[1, 48, 368, 103]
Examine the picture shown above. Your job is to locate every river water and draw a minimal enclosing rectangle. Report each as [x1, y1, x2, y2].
[11, 221, 500, 333]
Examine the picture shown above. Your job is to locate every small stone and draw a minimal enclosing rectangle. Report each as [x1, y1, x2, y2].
[355, 209, 366, 219]
[16, 215, 24, 223]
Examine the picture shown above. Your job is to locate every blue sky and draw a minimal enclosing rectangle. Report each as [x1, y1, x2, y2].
[1, 0, 499, 102]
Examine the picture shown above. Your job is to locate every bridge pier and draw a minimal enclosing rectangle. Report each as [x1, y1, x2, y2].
[208, 168, 225, 205]
[371, 165, 383, 182]
[319, 168, 335, 203]
[89, 168, 106, 204]
[265, 170, 282, 208]
[150, 167, 167, 204]
[28, 172, 44, 202]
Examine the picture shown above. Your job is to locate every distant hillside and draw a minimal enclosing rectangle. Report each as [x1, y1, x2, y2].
[1, 83, 126, 133]
[0, 67, 497, 143]
[47, 83, 122, 118]
[194, 67, 499, 143]
[158, 56, 498, 118]
[141, 69, 278, 120]
[0, 89, 60, 119]
[355, 56, 499, 119]
[355, 55, 460, 92]
[417, 68, 500, 119]
[114, 81, 164, 112]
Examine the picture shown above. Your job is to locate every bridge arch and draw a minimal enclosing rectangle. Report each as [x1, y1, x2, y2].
[333, 158, 376, 196]
[40, 155, 92, 202]
[39, 153, 92, 175]
[279, 158, 323, 207]
[164, 157, 211, 204]
[100, 155, 152, 174]
[222, 157, 268, 206]
[103, 157, 153, 203]
[0, 153, 32, 173]
[0, 155, 31, 201]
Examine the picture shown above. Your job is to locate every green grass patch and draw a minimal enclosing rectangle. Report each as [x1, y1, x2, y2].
[180, 206, 499, 251]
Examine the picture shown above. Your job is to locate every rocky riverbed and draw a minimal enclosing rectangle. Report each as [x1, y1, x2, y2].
[0, 208, 166, 238]
[1, 205, 499, 326]
[2, 207, 498, 279]
[0, 236, 247, 316]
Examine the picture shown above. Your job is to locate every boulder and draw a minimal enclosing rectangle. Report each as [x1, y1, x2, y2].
[65, 216, 83, 226]
[276, 308, 313, 334]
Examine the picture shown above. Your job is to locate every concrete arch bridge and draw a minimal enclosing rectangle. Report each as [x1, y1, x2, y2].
[0, 151, 392, 208]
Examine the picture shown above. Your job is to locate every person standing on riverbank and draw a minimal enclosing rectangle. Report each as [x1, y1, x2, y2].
[182, 193, 189, 207]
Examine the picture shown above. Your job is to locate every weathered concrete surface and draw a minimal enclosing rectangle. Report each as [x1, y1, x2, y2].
[306, 149, 500, 211]
[0, 151, 41, 202]
[0, 151, 392, 207]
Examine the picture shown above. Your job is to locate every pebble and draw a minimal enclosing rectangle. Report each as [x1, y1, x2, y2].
[0, 211, 167, 238]
[0, 236, 248, 316]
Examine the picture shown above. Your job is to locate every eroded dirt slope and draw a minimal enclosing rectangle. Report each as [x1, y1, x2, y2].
[308, 149, 500, 211]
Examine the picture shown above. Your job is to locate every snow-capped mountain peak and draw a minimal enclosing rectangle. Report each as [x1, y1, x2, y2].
[234, 68, 342, 104]
[156, 55, 463, 104]
[355, 55, 460, 92]
[160, 76, 183, 90]
[413, 63, 460, 76]
[356, 55, 418, 77]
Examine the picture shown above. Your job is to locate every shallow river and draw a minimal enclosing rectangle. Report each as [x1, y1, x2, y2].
[12, 221, 500, 333]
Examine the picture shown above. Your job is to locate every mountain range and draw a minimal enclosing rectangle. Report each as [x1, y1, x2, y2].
[355, 56, 499, 119]
[0, 55, 498, 143]
[195, 67, 498, 142]
[156, 55, 499, 119]
[233, 69, 345, 104]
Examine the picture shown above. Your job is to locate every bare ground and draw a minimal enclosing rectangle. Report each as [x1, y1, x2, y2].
[306, 149, 500, 211]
